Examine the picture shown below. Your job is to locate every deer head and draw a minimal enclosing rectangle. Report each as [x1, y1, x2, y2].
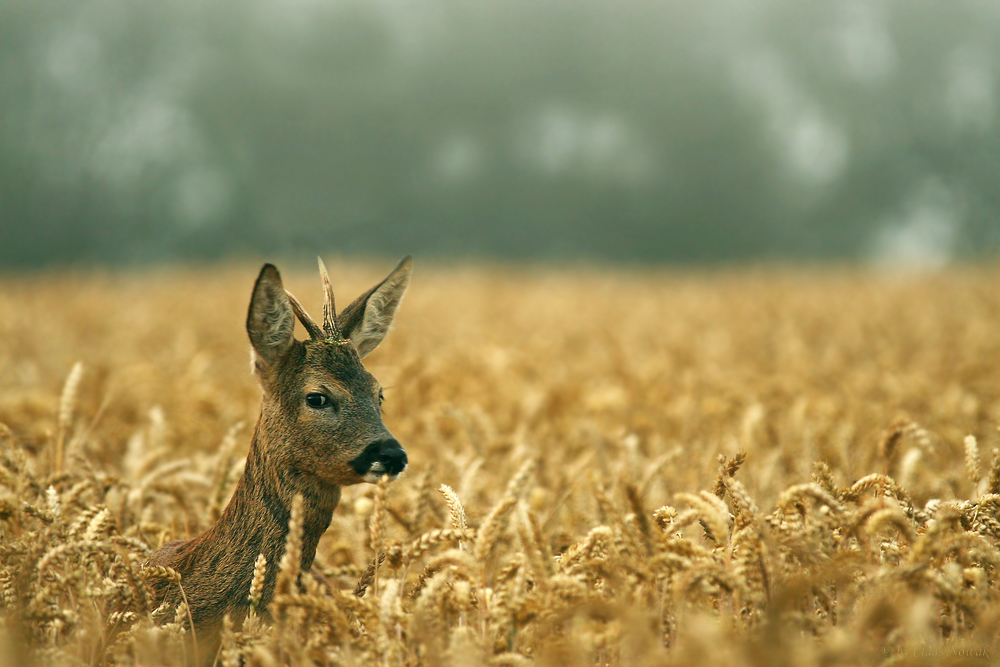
[245, 256, 412, 491]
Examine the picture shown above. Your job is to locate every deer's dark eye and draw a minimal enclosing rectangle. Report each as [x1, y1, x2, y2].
[378, 389, 385, 405]
[305, 393, 330, 409]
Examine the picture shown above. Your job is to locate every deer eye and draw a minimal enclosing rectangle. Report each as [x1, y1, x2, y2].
[305, 393, 330, 409]
[378, 389, 384, 405]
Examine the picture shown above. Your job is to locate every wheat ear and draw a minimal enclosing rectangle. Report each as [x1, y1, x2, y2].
[276, 494, 304, 597]
[370, 474, 388, 597]
[55, 361, 83, 474]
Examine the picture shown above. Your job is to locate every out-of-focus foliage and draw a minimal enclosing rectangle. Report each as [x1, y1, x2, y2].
[2, 0, 1000, 267]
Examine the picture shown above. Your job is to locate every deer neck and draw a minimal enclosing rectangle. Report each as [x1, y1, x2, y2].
[203, 420, 341, 603]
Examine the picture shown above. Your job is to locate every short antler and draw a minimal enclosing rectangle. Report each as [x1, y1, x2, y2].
[317, 257, 343, 340]
[284, 290, 325, 340]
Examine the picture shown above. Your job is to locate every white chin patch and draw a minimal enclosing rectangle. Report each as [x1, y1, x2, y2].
[363, 470, 401, 483]
[361, 460, 406, 483]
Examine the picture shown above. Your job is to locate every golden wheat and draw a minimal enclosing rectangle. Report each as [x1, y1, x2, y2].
[1, 262, 1000, 666]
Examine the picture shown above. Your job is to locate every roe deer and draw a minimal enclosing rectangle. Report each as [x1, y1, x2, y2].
[145, 257, 412, 662]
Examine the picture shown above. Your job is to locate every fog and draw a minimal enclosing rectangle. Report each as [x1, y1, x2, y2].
[2, 0, 999, 267]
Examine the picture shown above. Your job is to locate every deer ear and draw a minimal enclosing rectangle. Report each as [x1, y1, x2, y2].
[247, 264, 296, 373]
[339, 256, 412, 358]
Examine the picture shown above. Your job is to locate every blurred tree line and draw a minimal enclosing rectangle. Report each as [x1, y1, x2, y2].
[1, 0, 999, 268]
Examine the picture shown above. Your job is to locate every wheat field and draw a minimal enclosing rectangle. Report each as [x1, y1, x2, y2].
[2, 261, 1000, 667]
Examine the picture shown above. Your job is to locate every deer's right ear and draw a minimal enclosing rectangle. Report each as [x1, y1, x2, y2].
[247, 264, 296, 375]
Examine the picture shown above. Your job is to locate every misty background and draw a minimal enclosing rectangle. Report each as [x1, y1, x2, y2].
[2, 0, 999, 268]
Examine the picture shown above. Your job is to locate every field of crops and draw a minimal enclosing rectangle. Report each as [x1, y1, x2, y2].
[2, 261, 1000, 666]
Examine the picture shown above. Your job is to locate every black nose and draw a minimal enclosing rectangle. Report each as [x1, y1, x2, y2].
[350, 438, 408, 477]
[377, 444, 408, 475]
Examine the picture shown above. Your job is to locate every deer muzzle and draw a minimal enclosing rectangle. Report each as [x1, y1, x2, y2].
[351, 438, 408, 482]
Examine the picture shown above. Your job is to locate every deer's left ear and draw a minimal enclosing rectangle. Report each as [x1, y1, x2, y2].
[339, 256, 412, 358]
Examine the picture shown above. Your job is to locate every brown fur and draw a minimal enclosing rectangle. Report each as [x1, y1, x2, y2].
[147, 259, 412, 664]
